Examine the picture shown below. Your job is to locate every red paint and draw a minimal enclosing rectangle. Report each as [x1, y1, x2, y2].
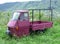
[7, 20, 17, 28]
[7, 10, 53, 37]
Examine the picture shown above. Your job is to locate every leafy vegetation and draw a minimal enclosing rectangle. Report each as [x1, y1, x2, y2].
[0, 11, 60, 44]
[0, 12, 12, 26]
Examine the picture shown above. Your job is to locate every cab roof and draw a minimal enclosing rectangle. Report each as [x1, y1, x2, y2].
[16, 10, 28, 13]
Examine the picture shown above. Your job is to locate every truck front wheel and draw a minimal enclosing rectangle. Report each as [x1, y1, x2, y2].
[6, 29, 12, 37]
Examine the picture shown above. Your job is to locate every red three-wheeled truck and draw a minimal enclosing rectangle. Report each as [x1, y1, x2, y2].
[7, 9, 53, 37]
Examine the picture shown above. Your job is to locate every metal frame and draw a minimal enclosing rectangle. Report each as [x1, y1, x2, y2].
[22, 0, 53, 23]
[28, 0, 53, 24]
[28, 9, 53, 24]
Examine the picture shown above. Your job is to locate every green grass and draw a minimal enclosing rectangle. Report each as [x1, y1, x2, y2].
[0, 12, 60, 44]
[0, 22, 60, 44]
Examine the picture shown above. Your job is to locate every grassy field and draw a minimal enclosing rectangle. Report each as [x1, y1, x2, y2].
[0, 21, 60, 44]
[0, 12, 60, 44]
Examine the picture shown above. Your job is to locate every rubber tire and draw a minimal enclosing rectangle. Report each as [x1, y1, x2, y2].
[6, 29, 13, 37]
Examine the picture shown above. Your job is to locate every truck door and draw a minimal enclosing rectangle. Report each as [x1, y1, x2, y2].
[18, 12, 30, 36]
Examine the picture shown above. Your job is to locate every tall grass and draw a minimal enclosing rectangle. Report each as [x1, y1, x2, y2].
[0, 20, 60, 44]
[0, 11, 60, 44]
[0, 12, 12, 26]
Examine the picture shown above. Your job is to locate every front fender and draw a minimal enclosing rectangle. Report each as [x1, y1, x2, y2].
[7, 20, 17, 28]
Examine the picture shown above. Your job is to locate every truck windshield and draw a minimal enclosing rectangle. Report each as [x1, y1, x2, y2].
[11, 12, 20, 20]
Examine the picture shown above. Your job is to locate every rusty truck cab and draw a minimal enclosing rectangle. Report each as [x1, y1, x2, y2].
[7, 10, 30, 37]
